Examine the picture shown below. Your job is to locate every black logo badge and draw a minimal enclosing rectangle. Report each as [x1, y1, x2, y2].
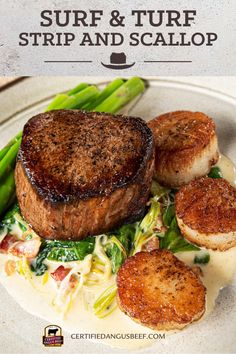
[43, 325, 64, 347]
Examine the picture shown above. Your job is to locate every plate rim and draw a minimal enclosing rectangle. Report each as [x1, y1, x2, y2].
[1, 77, 236, 127]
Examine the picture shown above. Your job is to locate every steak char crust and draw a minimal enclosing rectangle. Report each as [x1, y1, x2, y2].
[15, 110, 154, 240]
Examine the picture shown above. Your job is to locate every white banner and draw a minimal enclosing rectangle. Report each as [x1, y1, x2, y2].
[0, 0, 235, 75]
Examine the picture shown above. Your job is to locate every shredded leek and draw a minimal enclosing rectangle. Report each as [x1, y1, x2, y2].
[42, 271, 49, 285]
[93, 284, 117, 318]
[131, 197, 161, 254]
[89, 236, 112, 282]
[16, 257, 40, 290]
[107, 236, 128, 259]
[0, 179, 204, 320]
[52, 255, 93, 317]
[151, 180, 170, 200]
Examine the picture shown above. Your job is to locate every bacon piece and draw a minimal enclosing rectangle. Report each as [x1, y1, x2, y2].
[9, 238, 41, 258]
[142, 236, 160, 252]
[51, 266, 78, 290]
[0, 234, 41, 259]
[0, 235, 17, 253]
[51, 266, 71, 282]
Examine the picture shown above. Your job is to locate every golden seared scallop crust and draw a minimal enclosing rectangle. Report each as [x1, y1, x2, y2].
[175, 177, 236, 251]
[117, 250, 206, 330]
[148, 111, 219, 187]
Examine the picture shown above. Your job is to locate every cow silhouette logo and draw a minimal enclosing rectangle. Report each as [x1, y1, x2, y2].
[43, 325, 64, 347]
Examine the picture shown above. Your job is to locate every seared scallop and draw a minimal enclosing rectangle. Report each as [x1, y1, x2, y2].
[148, 111, 219, 187]
[175, 177, 236, 251]
[117, 250, 206, 330]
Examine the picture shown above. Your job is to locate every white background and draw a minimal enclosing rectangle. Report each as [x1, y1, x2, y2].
[0, 0, 236, 75]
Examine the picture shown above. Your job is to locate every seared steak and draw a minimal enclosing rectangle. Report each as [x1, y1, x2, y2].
[15, 110, 154, 240]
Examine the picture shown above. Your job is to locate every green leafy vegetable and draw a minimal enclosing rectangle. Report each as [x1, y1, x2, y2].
[1, 203, 20, 231]
[47, 238, 95, 262]
[163, 204, 175, 227]
[208, 166, 223, 179]
[1, 203, 19, 221]
[106, 224, 135, 273]
[31, 237, 95, 276]
[0, 203, 34, 238]
[31, 243, 50, 276]
[160, 217, 200, 253]
[194, 252, 210, 264]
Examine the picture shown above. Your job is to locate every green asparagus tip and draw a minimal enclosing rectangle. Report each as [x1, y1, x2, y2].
[94, 77, 145, 114]
[57, 86, 99, 110]
[0, 139, 21, 182]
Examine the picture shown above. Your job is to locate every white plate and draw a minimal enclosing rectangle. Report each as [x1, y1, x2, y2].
[0, 77, 236, 354]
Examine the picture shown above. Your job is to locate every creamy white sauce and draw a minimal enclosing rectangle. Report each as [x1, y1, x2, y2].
[1, 246, 236, 350]
[10, 223, 24, 239]
[0, 155, 236, 350]
[216, 154, 236, 186]
[0, 256, 157, 349]
[177, 248, 236, 317]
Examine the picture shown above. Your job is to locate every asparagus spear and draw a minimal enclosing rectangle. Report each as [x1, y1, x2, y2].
[5, 190, 16, 211]
[45, 94, 68, 112]
[57, 86, 99, 110]
[67, 83, 89, 96]
[0, 139, 21, 181]
[94, 77, 145, 113]
[85, 78, 124, 111]
[0, 131, 22, 161]
[0, 146, 10, 162]
[45, 83, 89, 112]
[0, 170, 15, 215]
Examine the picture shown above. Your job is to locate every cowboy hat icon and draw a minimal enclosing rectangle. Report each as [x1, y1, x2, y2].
[101, 52, 135, 70]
